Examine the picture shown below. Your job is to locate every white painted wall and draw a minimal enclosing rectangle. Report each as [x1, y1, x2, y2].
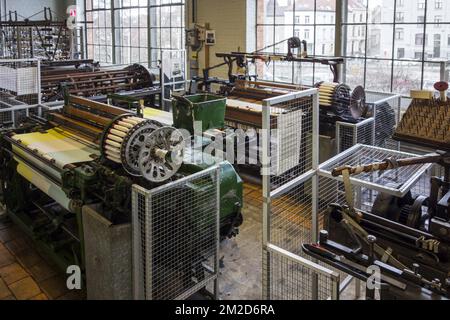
[187, 0, 254, 79]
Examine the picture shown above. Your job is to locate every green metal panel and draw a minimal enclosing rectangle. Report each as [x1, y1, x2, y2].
[172, 94, 226, 134]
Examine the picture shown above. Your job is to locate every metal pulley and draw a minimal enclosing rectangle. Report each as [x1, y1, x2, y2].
[350, 85, 367, 118]
[121, 120, 163, 176]
[138, 127, 185, 183]
[316, 82, 367, 119]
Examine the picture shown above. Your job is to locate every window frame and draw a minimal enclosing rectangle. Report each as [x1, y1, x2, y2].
[340, 0, 450, 94]
[82, 0, 185, 67]
[255, 0, 337, 85]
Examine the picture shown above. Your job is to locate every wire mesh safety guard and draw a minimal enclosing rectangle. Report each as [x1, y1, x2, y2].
[132, 166, 220, 300]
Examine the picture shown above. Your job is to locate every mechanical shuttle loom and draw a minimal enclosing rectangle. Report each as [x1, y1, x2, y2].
[0, 93, 243, 275]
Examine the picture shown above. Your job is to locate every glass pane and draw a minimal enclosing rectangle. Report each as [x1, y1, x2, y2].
[131, 47, 140, 63]
[140, 48, 148, 62]
[130, 8, 139, 27]
[123, 28, 131, 46]
[150, 28, 160, 48]
[140, 28, 148, 46]
[424, 24, 450, 60]
[161, 6, 171, 28]
[315, 26, 335, 56]
[131, 28, 140, 47]
[273, 25, 293, 54]
[256, 25, 275, 52]
[105, 10, 111, 28]
[171, 5, 183, 25]
[315, 6, 335, 25]
[398, 0, 425, 23]
[257, 0, 274, 25]
[367, 24, 393, 59]
[345, 25, 366, 57]
[392, 60, 422, 95]
[161, 28, 171, 48]
[293, 61, 314, 86]
[394, 24, 423, 60]
[256, 59, 274, 81]
[171, 28, 182, 49]
[345, 58, 365, 88]
[274, 0, 293, 25]
[345, 0, 367, 24]
[274, 61, 293, 83]
[365, 59, 392, 92]
[426, 0, 449, 22]
[368, 0, 394, 23]
[423, 62, 445, 90]
[314, 63, 335, 83]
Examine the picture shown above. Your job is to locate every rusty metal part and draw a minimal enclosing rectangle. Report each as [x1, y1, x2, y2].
[229, 80, 302, 100]
[48, 95, 130, 144]
[63, 105, 111, 127]
[223, 80, 308, 128]
[41, 64, 154, 102]
[332, 153, 444, 177]
[67, 96, 130, 118]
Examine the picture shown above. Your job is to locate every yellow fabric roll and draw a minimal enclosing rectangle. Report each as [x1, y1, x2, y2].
[16, 162, 76, 213]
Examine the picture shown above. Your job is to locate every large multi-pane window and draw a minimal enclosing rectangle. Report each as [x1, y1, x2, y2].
[114, 0, 149, 65]
[83, 0, 185, 67]
[256, 0, 337, 86]
[85, 0, 113, 64]
[256, 0, 450, 95]
[149, 0, 185, 69]
[343, 0, 450, 95]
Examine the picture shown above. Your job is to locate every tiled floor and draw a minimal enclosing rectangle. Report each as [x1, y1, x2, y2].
[1, 182, 356, 301]
[0, 183, 262, 300]
[0, 184, 262, 299]
[0, 213, 85, 300]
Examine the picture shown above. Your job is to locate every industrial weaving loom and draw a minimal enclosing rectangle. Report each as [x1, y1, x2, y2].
[303, 83, 450, 300]
[0, 93, 244, 297]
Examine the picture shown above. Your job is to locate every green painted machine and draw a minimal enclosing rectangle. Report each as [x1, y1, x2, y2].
[0, 95, 243, 275]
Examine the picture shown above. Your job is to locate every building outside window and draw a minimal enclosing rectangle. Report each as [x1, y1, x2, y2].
[395, 28, 404, 40]
[418, 0, 426, 9]
[256, 0, 450, 95]
[341, 0, 450, 94]
[256, 0, 337, 85]
[396, 12, 405, 22]
[84, 0, 114, 64]
[82, 0, 185, 70]
[114, 0, 149, 65]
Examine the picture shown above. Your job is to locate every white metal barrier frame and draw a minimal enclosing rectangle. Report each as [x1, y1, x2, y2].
[0, 58, 42, 128]
[316, 143, 433, 298]
[335, 91, 402, 154]
[262, 88, 340, 300]
[336, 117, 375, 154]
[161, 49, 187, 110]
[132, 165, 221, 301]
